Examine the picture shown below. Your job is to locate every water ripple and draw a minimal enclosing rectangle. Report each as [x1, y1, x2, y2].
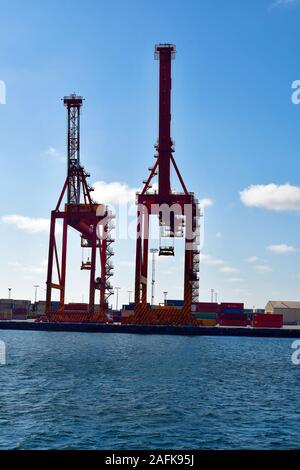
[0, 331, 299, 449]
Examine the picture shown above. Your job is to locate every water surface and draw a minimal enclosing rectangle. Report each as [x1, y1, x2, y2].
[0, 331, 299, 449]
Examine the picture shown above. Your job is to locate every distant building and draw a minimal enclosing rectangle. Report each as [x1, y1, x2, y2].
[265, 301, 300, 325]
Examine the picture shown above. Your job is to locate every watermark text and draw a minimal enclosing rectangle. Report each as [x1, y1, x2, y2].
[0, 80, 6, 104]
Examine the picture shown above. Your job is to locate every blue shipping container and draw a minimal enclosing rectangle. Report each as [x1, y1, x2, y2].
[166, 300, 184, 307]
[219, 308, 244, 314]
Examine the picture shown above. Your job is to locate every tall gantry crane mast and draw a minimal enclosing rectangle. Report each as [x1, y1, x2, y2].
[126, 44, 200, 326]
[45, 94, 114, 322]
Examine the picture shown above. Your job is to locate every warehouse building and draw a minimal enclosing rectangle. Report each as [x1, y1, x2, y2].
[265, 301, 300, 325]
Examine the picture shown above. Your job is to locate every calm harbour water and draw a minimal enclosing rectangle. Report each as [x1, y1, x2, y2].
[0, 330, 299, 450]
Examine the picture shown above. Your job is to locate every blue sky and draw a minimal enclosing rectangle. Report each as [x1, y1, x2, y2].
[1, 0, 300, 308]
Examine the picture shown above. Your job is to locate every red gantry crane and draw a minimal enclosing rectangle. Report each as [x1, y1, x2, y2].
[126, 44, 200, 326]
[45, 94, 114, 322]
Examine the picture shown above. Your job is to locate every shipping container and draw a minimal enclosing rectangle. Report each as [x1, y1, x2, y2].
[192, 312, 217, 320]
[64, 303, 88, 311]
[165, 300, 184, 307]
[220, 303, 244, 309]
[252, 314, 283, 328]
[0, 311, 12, 320]
[121, 310, 134, 318]
[252, 321, 282, 329]
[13, 307, 27, 315]
[218, 313, 247, 321]
[122, 304, 135, 311]
[51, 302, 60, 311]
[13, 299, 31, 308]
[253, 313, 282, 322]
[0, 301, 13, 310]
[219, 319, 248, 327]
[192, 302, 219, 313]
[219, 308, 244, 314]
[201, 319, 217, 327]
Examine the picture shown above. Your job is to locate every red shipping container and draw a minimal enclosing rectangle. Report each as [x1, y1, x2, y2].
[252, 321, 283, 328]
[219, 319, 248, 327]
[193, 302, 219, 313]
[65, 303, 88, 311]
[252, 314, 283, 328]
[13, 307, 27, 315]
[253, 314, 282, 323]
[220, 303, 244, 309]
[218, 313, 247, 321]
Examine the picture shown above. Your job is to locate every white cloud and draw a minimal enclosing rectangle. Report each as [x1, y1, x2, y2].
[200, 254, 225, 265]
[240, 183, 300, 212]
[271, 0, 300, 7]
[92, 181, 213, 210]
[26, 265, 47, 274]
[2, 215, 51, 233]
[46, 146, 65, 162]
[8, 259, 47, 275]
[255, 265, 273, 272]
[216, 232, 222, 238]
[267, 243, 297, 254]
[199, 198, 214, 208]
[8, 261, 22, 268]
[245, 256, 259, 263]
[219, 266, 239, 273]
[93, 181, 137, 205]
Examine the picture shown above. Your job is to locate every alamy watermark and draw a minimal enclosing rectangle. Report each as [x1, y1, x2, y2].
[0, 340, 6, 365]
[0, 80, 6, 104]
[95, 201, 205, 250]
[291, 340, 300, 365]
[291, 80, 300, 105]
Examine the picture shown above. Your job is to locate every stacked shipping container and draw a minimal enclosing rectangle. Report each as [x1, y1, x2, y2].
[252, 314, 283, 328]
[0, 299, 31, 320]
[12, 307, 27, 320]
[35, 300, 60, 318]
[0, 311, 12, 320]
[192, 302, 218, 326]
[120, 302, 135, 321]
[0, 299, 13, 320]
[218, 303, 248, 326]
[111, 310, 123, 323]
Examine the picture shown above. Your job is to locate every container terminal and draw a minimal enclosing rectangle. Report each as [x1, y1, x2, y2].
[1, 44, 299, 337]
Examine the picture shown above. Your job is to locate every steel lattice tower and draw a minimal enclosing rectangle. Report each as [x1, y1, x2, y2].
[45, 94, 114, 322]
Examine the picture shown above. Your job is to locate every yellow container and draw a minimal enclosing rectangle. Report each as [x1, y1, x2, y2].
[201, 319, 217, 327]
[0, 311, 12, 320]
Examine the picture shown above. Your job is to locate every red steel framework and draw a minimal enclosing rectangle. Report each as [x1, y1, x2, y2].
[45, 94, 114, 322]
[125, 44, 200, 326]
